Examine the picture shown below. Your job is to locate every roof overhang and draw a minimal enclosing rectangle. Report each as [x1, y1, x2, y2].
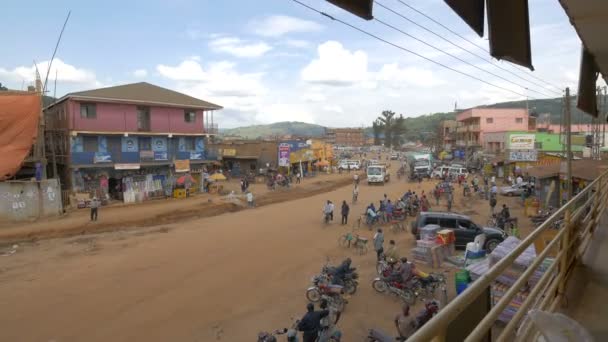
[45, 95, 223, 111]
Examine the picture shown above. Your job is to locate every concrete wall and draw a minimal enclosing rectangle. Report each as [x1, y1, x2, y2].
[0, 179, 63, 222]
[68, 99, 205, 133]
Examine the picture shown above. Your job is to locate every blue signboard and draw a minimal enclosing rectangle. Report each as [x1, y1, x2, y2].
[154, 151, 168, 161]
[121, 137, 139, 152]
[283, 140, 309, 152]
[190, 151, 203, 160]
[94, 152, 112, 163]
[152, 137, 167, 152]
[195, 137, 205, 151]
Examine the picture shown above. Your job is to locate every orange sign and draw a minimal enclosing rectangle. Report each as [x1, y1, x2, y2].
[174, 159, 190, 172]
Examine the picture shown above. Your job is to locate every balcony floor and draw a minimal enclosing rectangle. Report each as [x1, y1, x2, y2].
[562, 212, 608, 340]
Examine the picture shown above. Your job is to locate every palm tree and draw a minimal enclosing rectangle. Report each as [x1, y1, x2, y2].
[378, 110, 395, 147]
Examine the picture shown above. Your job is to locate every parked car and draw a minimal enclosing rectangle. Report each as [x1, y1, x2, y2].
[448, 167, 468, 178]
[411, 212, 506, 252]
[431, 166, 451, 179]
[500, 182, 529, 196]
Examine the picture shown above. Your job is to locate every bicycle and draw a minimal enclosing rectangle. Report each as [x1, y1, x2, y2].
[338, 228, 368, 255]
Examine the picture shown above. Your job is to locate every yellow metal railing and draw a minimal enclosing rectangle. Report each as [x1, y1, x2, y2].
[409, 169, 608, 342]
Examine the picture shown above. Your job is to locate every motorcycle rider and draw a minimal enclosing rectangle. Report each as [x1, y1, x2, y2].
[385, 257, 414, 287]
[500, 204, 511, 220]
[318, 299, 342, 342]
[330, 258, 353, 286]
[298, 303, 330, 342]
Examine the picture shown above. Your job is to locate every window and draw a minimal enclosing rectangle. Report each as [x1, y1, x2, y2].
[137, 107, 150, 131]
[458, 220, 474, 230]
[439, 218, 458, 229]
[516, 118, 523, 123]
[534, 142, 543, 149]
[422, 217, 439, 226]
[139, 137, 152, 151]
[83, 136, 98, 152]
[486, 118, 493, 124]
[183, 137, 195, 151]
[80, 103, 96, 119]
[184, 110, 196, 123]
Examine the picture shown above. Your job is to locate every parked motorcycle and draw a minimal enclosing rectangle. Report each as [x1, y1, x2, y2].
[371, 277, 416, 304]
[322, 262, 359, 295]
[367, 300, 439, 342]
[257, 318, 299, 342]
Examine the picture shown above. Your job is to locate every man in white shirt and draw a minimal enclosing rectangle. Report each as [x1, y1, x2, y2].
[516, 175, 523, 184]
[246, 191, 254, 207]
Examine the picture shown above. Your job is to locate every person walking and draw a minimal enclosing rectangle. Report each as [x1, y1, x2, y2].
[447, 191, 453, 212]
[341, 200, 350, 225]
[247, 191, 254, 208]
[433, 186, 440, 206]
[421, 195, 430, 212]
[90, 196, 100, 221]
[385, 239, 399, 262]
[296, 171, 301, 184]
[374, 228, 385, 261]
[489, 196, 497, 215]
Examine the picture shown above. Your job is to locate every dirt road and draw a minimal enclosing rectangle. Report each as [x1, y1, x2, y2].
[0, 161, 530, 341]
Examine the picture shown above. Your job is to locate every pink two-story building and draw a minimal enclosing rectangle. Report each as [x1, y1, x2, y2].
[44, 82, 222, 203]
[456, 108, 532, 149]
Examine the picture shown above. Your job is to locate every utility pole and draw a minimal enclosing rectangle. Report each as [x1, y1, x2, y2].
[565, 88, 572, 201]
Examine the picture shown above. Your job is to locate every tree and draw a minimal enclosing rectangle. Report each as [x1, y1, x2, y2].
[372, 119, 383, 146]
[377, 110, 395, 147]
[391, 114, 407, 148]
[0, 82, 8, 91]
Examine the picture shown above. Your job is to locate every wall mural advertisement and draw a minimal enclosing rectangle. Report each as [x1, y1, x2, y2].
[154, 152, 168, 161]
[152, 137, 167, 152]
[195, 137, 205, 151]
[71, 136, 83, 152]
[121, 136, 139, 152]
[98, 136, 108, 153]
[178, 137, 187, 152]
[190, 151, 203, 160]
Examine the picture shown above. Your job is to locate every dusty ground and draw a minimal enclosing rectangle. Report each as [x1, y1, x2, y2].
[0, 160, 531, 341]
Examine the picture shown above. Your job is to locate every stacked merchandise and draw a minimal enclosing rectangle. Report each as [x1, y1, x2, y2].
[466, 259, 490, 281]
[488, 237, 553, 323]
[412, 225, 455, 268]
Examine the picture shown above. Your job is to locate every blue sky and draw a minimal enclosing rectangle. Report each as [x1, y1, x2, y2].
[1, 0, 603, 127]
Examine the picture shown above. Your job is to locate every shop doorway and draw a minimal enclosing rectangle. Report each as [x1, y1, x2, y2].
[109, 177, 122, 200]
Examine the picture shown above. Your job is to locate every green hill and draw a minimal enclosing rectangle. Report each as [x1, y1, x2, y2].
[222, 121, 326, 139]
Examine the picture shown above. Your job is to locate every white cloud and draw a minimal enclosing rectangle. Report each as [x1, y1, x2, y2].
[285, 39, 310, 48]
[0, 58, 99, 87]
[132, 69, 147, 78]
[157, 59, 207, 81]
[209, 37, 272, 58]
[323, 105, 343, 113]
[301, 41, 369, 86]
[302, 93, 326, 102]
[252, 15, 323, 37]
[376, 63, 445, 88]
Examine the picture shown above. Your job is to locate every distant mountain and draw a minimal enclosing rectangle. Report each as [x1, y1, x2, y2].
[221, 96, 605, 140]
[222, 121, 326, 139]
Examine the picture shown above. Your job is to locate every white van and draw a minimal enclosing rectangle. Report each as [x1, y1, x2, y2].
[338, 160, 361, 170]
[367, 164, 390, 185]
[449, 167, 468, 177]
[431, 166, 451, 179]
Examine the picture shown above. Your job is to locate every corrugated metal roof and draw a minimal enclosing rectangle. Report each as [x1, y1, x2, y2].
[49, 82, 222, 110]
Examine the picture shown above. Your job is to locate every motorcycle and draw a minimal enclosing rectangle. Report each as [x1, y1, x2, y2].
[367, 300, 440, 341]
[257, 318, 299, 342]
[322, 263, 359, 295]
[306, 275, 347, 314]
[392, 208, 407, 221]
[367, 328, 406, 342]
[371, 277, 416, 304]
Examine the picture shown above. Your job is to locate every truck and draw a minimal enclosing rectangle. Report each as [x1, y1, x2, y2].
[407, 153, 433, 178]
[367, 164, 390, 185]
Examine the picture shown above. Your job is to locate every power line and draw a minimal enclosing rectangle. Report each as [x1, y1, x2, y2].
[394, 0, 563, 92]
[374, 17, 554, 98]
[289, 0, 533, 99]
[376, 1, 562, 96]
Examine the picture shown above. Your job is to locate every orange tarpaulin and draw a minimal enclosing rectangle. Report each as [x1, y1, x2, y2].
[0, 93, 40, 180]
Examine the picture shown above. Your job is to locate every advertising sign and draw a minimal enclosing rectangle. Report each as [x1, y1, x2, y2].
[174, 159, 190, 172]
[115, 163, 140, 170]
[154, 151, 168, 161]
[509, 150, 538, 162]
[94, 152, 112, 163]
[98, 136, 108, 153]
[121, 136, 139, 152]
[223, 148, 236, 157]
[140, 150, 154, 162]
[152, 137, 167, 152]
[71, 136, 83, 152]
[190, 151, 203, 160]
[509, 134, 535, 150]
[278, 143, 291, 167]
[178, 137, 187, 152]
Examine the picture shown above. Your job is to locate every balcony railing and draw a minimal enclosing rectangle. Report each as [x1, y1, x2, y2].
[204, 123, 219, 135]
[409, 169, 608, 342]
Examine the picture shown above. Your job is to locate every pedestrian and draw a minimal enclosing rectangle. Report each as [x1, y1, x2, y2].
[447, 191, 453, 212]
[490, 196, 497, 215]
[329, 201, 335, 221]
[394, 304, 416, 340]
[297, 303, 330, 342]
[385, 200, 394, 221]
[90, 196, 100, 221]
[353, 173, 359, 185]
[296, 171, 301, 184]
[247, 191, 254, 208]
[374, 228, 385, 261]
[385, 239, 399, 261]
[432, 186, 439, 205]
[421, 195, 430, 212]
[240, 178, 246, 193]
[341, 200, 350, 225]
